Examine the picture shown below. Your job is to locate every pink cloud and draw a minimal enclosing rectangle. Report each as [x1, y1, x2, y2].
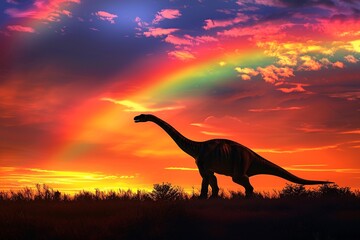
[320, 58, 345, 69]
[320, 58, 332, 66]
[240, 74, 251, 80]
[61, 10, 72, 17]
[257, 65, 294, 84]
[7, 25, 35, 33]
[249, 106, 304, 112]
[218, 23, 283, 38]
[5, 8, 36, 18]
[33, 0, 80, 8]
[168, 50, 195, 61]
[237, 0, 284, 7]
[165, 34, 219, 45]
[95, 11, 118, 24]
[277, 83, 308, 93]
[299, 55, 322, 71]
[333, 61, 344, 68]
[344, 55, 358, 63]
[203, 13, 250, 30]
[258, 0, 285, 6]
[153, 9, 181, 24]
[164, 35, 193, 45]
[6, 0, 80, 21]
[195, 35, 218, 43]
[234, 67, 259, 80]
[143, 28, 178, 37]
[135, 17, 149, 28]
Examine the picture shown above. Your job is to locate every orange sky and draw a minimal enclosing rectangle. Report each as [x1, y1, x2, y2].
[1, 0, 359, 194]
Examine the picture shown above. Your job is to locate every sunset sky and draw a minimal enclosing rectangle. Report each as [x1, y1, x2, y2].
[1, 0, 359, 194]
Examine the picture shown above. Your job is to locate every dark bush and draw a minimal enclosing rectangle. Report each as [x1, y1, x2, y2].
[150, 182, 186, 201]
[279, 183, 311, 198]
[316, 183, 355, 198]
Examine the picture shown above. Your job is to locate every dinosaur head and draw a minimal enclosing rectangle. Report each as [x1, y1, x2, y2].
[134, 114, 151, 123]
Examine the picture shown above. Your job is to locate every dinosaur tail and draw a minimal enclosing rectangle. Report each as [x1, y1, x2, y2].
[250, 157, 333, 185]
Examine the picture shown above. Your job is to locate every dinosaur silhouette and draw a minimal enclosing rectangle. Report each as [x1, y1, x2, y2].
[134, 114, 333, 198]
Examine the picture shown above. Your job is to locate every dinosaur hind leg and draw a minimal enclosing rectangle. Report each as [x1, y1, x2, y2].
[232, 175, 254, 197]
[231, 149, 254, 197]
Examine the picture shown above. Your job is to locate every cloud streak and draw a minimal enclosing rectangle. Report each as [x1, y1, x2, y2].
[101, 98, 184, 112]
[153, 9, 181, 24]
[143, 28, 178, 37]
[254, 144, 338, 153]
[203, 13, 250, 30]
[95, 11, 118, 24]
[249, 106, 304, 112]
[285, 166, 360, 174]
[165, 167, 198, 171]
[0, 167, 136, 192]
[168, 50, 195, 60]
[7, 25, 35, 33]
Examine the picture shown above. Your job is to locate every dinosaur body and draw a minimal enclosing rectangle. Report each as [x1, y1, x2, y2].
[134, 114, 332, 198]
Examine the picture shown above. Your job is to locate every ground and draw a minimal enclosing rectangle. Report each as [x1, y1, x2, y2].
[1, 197, 359, 240]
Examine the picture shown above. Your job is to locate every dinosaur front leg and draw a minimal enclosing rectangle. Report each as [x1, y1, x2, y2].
[199, 177, 209, 199]
[209, 174, 219, 198]
[199, 173, 219, 199]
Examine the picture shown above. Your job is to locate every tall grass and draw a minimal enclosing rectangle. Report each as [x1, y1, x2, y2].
[0, 182, 359, 202]
[1, 183, 359, 240]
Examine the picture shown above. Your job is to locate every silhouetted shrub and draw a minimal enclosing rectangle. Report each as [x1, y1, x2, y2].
[150, 182, 186, 201]
[316, 183, 355, 198]
[279, 183, 311, 198]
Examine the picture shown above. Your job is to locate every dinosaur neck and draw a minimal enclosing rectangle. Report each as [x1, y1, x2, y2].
[150, 116, 201, 158]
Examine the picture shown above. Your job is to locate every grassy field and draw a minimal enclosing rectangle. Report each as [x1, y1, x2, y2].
[0, 184, 359, 240]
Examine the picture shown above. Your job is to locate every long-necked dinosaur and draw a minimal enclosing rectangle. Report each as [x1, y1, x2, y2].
[134, 114, 333, 198]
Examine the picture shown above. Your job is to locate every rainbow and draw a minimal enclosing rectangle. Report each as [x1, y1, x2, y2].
[47, 47, 271, 163]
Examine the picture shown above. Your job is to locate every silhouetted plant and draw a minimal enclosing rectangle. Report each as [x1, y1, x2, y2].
[9, 190, 26, 201]
[229, 190, 246, 199]
[133, 190, 152, 201]
[94, 188, 105, 200]
[150, 182, 185, 201]
[0, 191, 8, 200]
[1, 183, 360, 202]
[62, 193, 71, 202]
[21, 187, 34, 200]
[74, 190, 95, 201]
[33, 184, 62, 201]
[316, 183, 355, 198]
[279, 183, 311, 198]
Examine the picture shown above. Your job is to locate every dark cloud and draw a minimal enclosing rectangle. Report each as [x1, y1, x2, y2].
[278, 0, 336, 7]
